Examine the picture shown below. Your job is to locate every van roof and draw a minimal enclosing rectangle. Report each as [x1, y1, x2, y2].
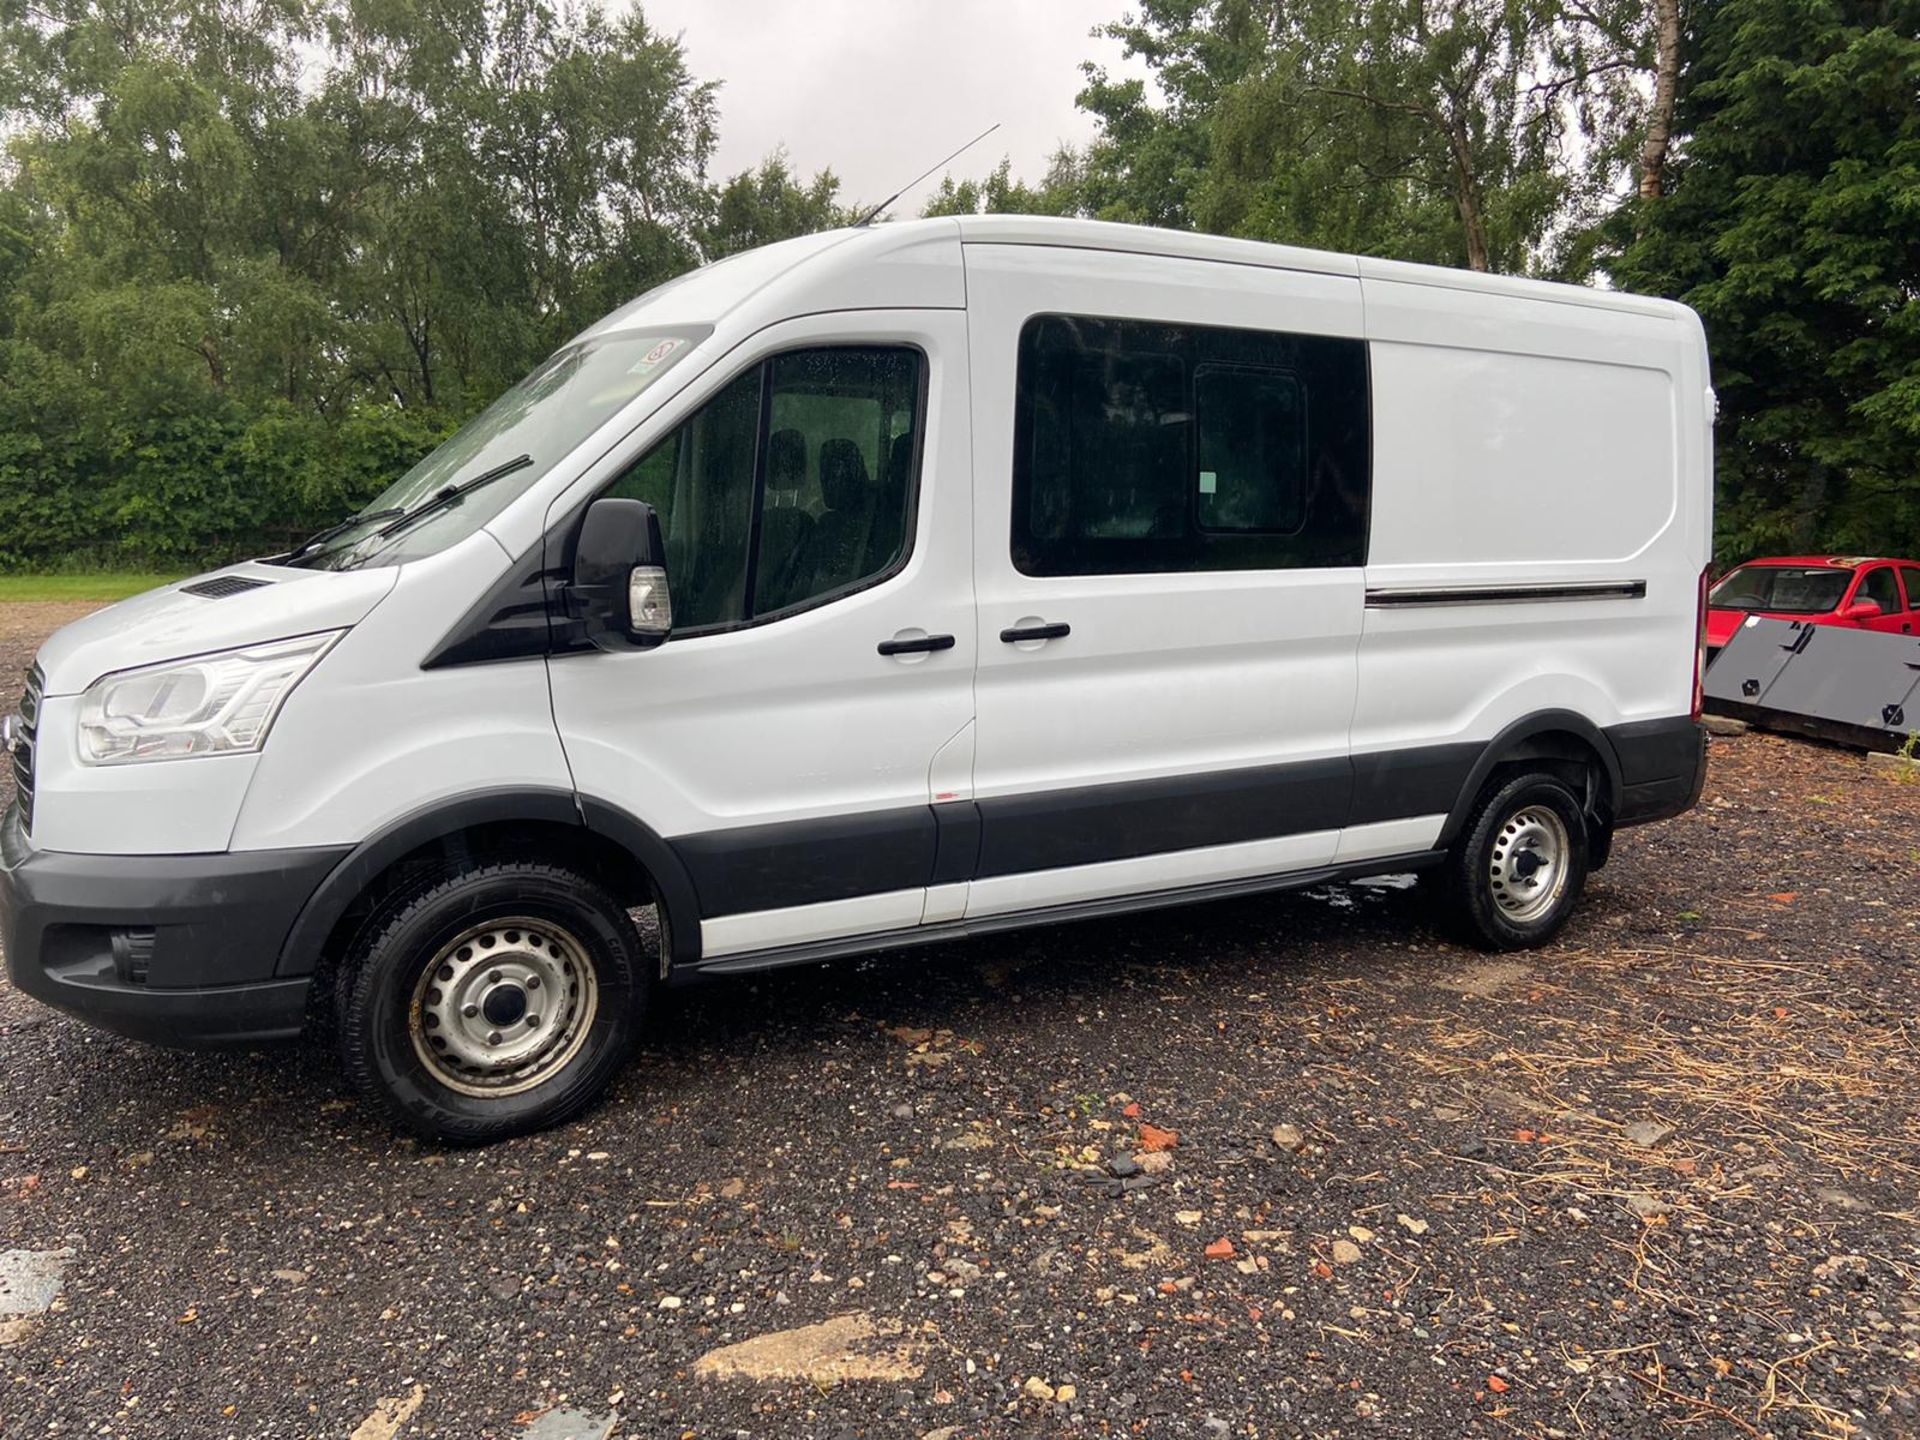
[941, 215, 1681, 319]
[589, 214, 1683, 339]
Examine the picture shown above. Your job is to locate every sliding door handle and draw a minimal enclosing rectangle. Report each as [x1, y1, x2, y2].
[999, 621, 1071, 644]
[877, 632, 955, 656]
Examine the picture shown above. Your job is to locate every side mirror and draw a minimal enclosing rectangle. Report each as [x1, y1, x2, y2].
[572, 497, 670, 650]
[1842, 598, 1882, 622]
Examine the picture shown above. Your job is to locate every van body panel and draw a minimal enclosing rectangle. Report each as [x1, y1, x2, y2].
[230, 533, 576, 852]
[546, 309, 975, 944]
[959, 241, 1368, 916]
[1352, 273, 1709, 779]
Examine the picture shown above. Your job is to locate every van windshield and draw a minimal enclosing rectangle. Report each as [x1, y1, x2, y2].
[283, 328, 708, 571]
[1709, 564, 1853, 614]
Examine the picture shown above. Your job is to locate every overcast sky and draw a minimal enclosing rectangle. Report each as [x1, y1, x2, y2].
[634, 0, 1141, 217]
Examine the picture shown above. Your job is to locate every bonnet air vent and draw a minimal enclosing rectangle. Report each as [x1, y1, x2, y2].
[181, 576, 270, 599]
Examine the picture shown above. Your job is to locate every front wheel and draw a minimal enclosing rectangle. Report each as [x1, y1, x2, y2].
[336, 860, 646, 1143]
[1441, 773, 1589, 950]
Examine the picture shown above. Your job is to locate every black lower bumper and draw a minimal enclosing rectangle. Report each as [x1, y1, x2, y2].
[1, 809, 348, 1047]
[1608, 716, 1708, 827]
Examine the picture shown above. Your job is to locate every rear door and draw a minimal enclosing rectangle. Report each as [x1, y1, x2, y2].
[960, 243, 1373, 919]
[1903, 568, 1920, 634]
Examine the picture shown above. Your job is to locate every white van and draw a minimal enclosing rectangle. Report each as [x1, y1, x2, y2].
[1, 218, 1712, 1141]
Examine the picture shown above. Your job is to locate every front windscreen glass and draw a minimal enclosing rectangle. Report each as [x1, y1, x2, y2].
[1709, 564, 1853, 614]
[284, 328, 708, 571]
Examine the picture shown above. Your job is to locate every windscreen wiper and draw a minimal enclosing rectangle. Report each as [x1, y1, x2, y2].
[376, 454, 534, 540]
[285, 506, 406, 560]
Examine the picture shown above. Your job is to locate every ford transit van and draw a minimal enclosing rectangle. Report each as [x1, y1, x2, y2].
[0, 218, 1712, 1141]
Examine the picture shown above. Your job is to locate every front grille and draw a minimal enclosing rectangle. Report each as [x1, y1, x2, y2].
[13, 663, 41, 834]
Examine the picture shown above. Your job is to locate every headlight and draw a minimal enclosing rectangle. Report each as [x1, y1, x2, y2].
[78, 632, 342, 766]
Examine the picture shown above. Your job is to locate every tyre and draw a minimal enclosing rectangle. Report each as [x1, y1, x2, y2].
[336, 860, 646, 1143]
[1441, 772, 1589, 951]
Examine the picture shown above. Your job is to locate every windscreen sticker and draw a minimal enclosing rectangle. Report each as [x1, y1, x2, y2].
[627, 337, 685, 376]
[1198, 469, 1218, 495]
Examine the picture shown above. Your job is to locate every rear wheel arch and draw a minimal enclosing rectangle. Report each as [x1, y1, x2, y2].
[1437, 711, 1621, 854]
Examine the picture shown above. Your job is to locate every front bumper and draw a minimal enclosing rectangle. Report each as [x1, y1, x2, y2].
[0, 808, 348, 1047]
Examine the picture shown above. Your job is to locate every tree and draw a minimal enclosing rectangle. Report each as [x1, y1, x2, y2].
[701, 153, 848, 260]
[1611, 0, 1920, 559]
[921, 154, 1085, 218]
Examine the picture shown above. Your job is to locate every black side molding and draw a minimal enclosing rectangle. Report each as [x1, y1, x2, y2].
[1366, 580, 1647, 608]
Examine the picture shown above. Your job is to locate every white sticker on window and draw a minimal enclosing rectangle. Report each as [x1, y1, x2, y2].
[1198, 470, 1218, 495]
[627, 337, 685, 375]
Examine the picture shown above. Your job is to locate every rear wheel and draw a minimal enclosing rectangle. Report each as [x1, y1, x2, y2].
[336, 860, 646, 1143]
[1442, 773, 1589, 950]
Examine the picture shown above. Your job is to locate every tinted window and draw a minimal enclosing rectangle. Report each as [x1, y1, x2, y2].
[1709, 564, 1851, 614]
[1903, 569, 1920, 611]
[1012, 314, 1368, 577]
[608, 347, 922, 632]
[1858, 565, 1901, 613]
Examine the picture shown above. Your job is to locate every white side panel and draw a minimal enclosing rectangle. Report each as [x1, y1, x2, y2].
[1367, 343, 1677, 568]
[702, 888, 927, 959]
[921, 881, 968, 925]
[231, 532, 576, 851]
[1334, 813, 1445, 863]
[964, 830, 1340, 919]
[1355, 277, 1708, 764]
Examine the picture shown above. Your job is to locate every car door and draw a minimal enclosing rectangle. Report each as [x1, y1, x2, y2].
[1902, 569, 1920, 635]
[1854, 564, 1908, 634]
[960, 242, 1371, 920]
[548, 312, 975, 960]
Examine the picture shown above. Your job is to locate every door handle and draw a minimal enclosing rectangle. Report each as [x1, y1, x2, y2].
[877, 633, 955, 656]
[999, 621, 1071, 644]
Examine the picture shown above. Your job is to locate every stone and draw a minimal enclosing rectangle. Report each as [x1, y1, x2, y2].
[1625, 1194, 1669, 1220]
[1023, 1376, 1056, 1402]
[515, 1409, 617, 1440]
[1701, 715, 1749, 737]
[693, 1313, 926, 1383]
[349, 1386, 426, 1440]
[1395, 1214, 1429, 1236]
[1109, 1153, 1139, 1178]
[0, 1247, 73, 1347]
[1331, 1239, 1363, 1265]
[1270, 1123, 1306, 1152]
[1622, 1120, 1676, 1149]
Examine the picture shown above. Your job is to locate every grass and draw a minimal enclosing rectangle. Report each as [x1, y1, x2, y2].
[0, 572, 187, 604]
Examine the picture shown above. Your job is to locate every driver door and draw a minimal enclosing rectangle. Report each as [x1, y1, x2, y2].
[547, 312, 975, 961]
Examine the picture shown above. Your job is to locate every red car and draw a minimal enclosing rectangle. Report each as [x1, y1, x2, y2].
[1704, 555, 1920, 660]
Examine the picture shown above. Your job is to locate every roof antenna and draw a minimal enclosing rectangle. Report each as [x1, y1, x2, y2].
[853, 122, 1001, 227]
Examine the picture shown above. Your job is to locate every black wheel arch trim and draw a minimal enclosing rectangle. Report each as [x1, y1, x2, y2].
[275, 787, 704, 979]
[1434, 709, 1625, 851]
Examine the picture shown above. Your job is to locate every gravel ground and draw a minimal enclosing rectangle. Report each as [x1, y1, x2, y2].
[2, 606, 1917, 1440]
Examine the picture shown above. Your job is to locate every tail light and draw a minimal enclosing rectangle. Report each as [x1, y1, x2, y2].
[1691, 565, 1710, 720]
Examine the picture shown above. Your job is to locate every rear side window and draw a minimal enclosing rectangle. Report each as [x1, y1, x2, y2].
[608, 346, 922, 632]
[1858, 565, 1901, 613]
[1011, 314, 1368, 577]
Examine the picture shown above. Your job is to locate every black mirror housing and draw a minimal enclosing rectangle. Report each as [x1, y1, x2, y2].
[571, 497, 669, 650]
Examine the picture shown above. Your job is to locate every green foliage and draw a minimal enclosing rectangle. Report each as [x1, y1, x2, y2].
[1610, 0, 1920, 561]
[0, 0, 841, 570]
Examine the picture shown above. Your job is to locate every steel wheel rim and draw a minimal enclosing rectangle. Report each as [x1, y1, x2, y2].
[408, 917, 599, 1098]
[1488, 805, 1570, 924]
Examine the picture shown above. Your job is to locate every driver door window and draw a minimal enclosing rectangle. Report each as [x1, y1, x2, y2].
[609, 347, 922, 634]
